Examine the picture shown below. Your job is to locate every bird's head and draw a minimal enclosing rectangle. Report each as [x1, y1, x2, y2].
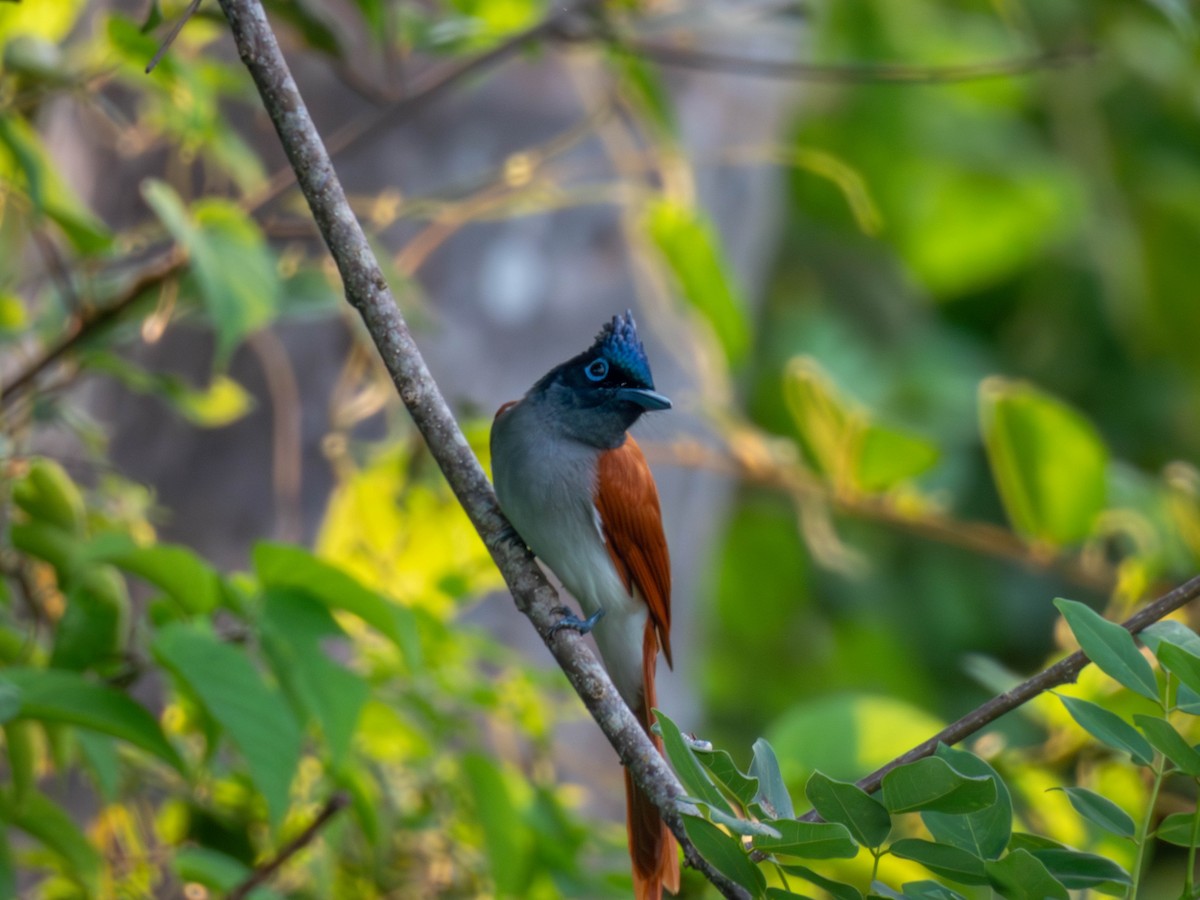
[530, 311, 671, 449]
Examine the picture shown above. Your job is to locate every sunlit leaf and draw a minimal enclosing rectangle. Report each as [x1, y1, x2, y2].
[980, 379, 1108, 545]
[856, 421, 940, 492]
[173, 846, 285, 899]
[254, 542, 420, 667]
[141, 179, 279, 365]
[88, 536, 223, 614]
[1054, 598, 1158, 701]
[880, 757, 995, 814]
[153, 623, 302, 828]
[645, 199, 749, 363]
[0, 667, 184, 772]
[805, 771, 891, 848]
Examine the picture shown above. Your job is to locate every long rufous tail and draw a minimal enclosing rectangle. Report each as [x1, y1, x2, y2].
[627, 626, 680, 900]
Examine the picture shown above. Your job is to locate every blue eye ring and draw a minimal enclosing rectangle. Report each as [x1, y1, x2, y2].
[585, 358, 609, 382]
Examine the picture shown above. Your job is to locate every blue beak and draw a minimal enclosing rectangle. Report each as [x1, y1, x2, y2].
[616, 387, 672, 410]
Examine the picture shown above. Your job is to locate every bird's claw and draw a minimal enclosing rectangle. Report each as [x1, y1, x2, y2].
[548, 607, 605, 638]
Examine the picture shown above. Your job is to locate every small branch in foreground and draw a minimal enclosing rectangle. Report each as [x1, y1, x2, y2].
[226, 792, 349, 900]
[213, 1, 745, 896]
[799, 571, 1200, 821]
[0, 248, 185, 406]
[145, 0, 205, 74]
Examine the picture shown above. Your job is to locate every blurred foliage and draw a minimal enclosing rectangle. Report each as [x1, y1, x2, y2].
[2, 0, 1200, 897]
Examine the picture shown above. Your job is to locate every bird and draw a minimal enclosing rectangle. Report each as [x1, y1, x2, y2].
[490, 311, 680, 899]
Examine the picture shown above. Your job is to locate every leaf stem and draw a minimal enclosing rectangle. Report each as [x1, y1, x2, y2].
[1185, 788, 1200, 899]
[1130, 759, 1167, 900]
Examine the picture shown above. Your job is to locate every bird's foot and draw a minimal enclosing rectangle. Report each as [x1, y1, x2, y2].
[548, 606, 605, 637]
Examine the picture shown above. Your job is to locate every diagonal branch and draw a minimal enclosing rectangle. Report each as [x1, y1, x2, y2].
[212, 0, 745, 896]
[799, 571, 1200, 821]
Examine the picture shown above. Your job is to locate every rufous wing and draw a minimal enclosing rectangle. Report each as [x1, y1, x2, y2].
[596, 436, 679, 898]
[594, 436, 672, 668]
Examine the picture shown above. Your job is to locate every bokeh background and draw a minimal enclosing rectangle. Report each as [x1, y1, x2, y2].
[5, 0, 1200, 896]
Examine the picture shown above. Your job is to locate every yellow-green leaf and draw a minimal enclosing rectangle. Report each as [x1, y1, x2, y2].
[980, 378, 1108, 545]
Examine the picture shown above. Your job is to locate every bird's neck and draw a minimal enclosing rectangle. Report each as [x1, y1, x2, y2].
[525, 386, 634, 451]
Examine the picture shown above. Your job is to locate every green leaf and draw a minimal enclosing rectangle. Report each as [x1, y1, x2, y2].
[1028, 848, 1130, 890]
[880, 757, 995, 814]
[152, 623, 302, 828]
[50, 566, 128, 672]
[692, 800, 781, 837]
[86, 535, 222, 614]
[1053, 598, 1158, 701]
[920, 744, 1011, 861]
[654, 709, 732, 815]
[609, 45, 676, 138]
[253, 542, 420, 667]
[1156, 811, 1200, 847]
[141, 179, 279, 365]
[260, 587, 369, 765]
[173, 846, 284, 899]
[644, 199, 749, 363]
[0, 667, 184, 772]
[750, 737, 796, 819]
[0, 680, 21, 723]
[1139, 620, 1200, 657]
[694, 746, 759, 807]
[682, 815, 766, 893]
[779, 864, 863, 900]
[0, 790, 102, 895]
[805, 771, 891, 848]
[753, 820, 859, 860]
[899, 882, 967, 900]
[889, 839, 989, 886]
[1133, 714, 1200, 775]
[82, 352, 255, 427]
[985, 849, 1069, 900]
[463, 753, 528, 897]
[1156, 642, 1200, 698]
[1052, 787, 1135, 839]
[1057, 694, 1154, 766]
[856, 421, 940, 492]
[979, 379, 1108, 545]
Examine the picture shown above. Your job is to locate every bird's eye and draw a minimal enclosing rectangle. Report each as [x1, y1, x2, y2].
[585, 358, 609, 382]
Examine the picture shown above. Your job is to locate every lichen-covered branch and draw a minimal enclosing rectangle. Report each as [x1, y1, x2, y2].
[212, 0, 745, 895]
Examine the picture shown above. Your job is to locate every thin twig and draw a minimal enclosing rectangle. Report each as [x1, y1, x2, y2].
[213, 1, 746, 895]
[625, 38, 1097, 85]
[145, 0, 205, 74]
[226, 792, 349, 899]
[3, 1, 597, 408]
[0, 248, 185, 405]
[799, 571, 1200, 820]
[650, 439, 1117, 595]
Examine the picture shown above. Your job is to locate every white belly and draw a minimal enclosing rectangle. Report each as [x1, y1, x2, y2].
[493, 406, 648, 707]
